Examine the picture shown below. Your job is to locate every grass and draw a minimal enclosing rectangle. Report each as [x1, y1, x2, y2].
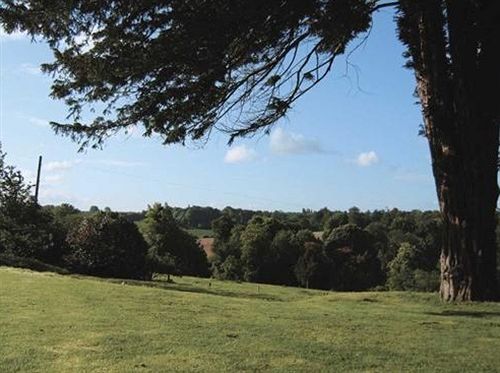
[1, 267, 500, 372]
[186, 228, 213, 238]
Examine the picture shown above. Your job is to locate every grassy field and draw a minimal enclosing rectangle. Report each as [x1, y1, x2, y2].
[1, 267, 500, 372]
[185, 228, 214, 238]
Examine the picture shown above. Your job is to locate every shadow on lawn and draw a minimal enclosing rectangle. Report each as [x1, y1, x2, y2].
[426, 310, 500, 318]
[102, 277, 283, 302]
[155, 280, 283, 301]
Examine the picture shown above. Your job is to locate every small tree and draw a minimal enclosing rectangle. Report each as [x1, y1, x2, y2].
[387, 242, 418, 290]
[140, 203, 209, 278]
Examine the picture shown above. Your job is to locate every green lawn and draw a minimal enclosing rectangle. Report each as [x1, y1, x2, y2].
[1, 267, 500, 372]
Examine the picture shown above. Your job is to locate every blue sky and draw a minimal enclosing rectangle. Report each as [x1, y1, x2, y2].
[0, 9, 437, 212]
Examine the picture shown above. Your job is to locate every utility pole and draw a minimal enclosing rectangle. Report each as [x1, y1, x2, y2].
[34, 155, 42, 204]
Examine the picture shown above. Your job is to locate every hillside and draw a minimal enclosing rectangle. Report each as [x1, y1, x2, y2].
[1, 267, 500, 372]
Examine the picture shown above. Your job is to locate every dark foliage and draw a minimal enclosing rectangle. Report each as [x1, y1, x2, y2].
[65, 211, 150, 280]
[295, 241, 330, 289]
[140, 203, 209, 277]
[0, 0, 375, 149]
[324, 224, 383, 291]
[0, 146, 64, 264]
[0, 253, 69, 274]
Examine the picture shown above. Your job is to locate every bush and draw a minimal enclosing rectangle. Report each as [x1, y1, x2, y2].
[65, 212, 150, 280]
[387, 243, 417, 290]
[387, 242, 439, 292]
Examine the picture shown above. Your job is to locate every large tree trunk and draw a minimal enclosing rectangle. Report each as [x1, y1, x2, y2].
[398, 0, 499, 301]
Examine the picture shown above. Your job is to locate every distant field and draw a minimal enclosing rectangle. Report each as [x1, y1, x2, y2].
[186, 228, 214, 238]
[197, 237, 215, 258]
[1, 267, 500, 372]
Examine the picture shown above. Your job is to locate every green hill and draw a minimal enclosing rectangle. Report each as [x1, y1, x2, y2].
[1, 267, 500, 372]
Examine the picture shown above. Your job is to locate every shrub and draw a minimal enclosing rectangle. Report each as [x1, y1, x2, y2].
[65, 211, 149, 280]
[387, 242, 439, 292]
[387, 242, 417, 290]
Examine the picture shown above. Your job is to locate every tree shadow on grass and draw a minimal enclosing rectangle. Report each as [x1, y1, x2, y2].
[102, 277, 284, 302]
[426, 310, 500, 318]
[155, 280, 284, 301]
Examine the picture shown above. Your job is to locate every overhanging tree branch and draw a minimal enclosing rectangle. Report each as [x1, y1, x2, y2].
[373, 2, 400, 12]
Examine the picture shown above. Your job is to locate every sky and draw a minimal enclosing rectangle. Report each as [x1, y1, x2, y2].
[0, 9, 437, 213]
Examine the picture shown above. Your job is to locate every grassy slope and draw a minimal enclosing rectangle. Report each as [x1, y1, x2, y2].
[1, 267, 500, 372]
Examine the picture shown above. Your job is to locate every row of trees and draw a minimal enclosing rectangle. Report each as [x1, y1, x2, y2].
[122, 203, 437, 235]
[210, 211, 443, 292]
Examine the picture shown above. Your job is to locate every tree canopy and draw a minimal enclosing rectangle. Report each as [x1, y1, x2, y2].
[0, 0, 383, 149]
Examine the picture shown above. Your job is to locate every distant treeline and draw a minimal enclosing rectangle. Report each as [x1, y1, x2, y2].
[84, 203, 447, 235]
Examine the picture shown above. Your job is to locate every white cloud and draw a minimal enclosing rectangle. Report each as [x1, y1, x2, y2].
[43, 158, 144, 173]
[19, 63, 42, 76]
[28, 116, 50, 127]
[0, 28, 27, 42]
[224, 145, 257, 164]
[356, 151, 379, 167]
[270, 128, 323, 155]
[42, 174, 64, 185]
[21, 168, 66, 187]
[45, 160, 77, 172]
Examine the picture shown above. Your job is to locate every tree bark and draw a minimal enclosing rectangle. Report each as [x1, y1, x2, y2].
[398, 0, 499, 301]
